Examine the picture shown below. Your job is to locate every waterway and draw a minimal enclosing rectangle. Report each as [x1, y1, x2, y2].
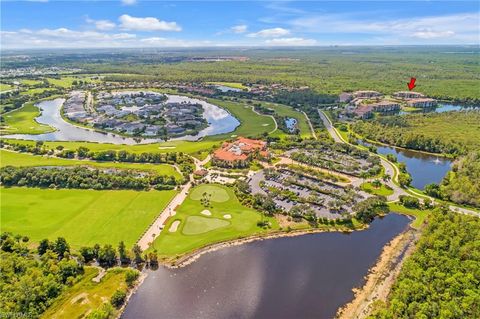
[360, 140, 453, 190]
[122, 214, 410, 319]
[2, 94, 240, 144]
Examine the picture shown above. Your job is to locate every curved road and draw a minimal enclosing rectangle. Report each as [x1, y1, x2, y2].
[318, 110, 479, 217]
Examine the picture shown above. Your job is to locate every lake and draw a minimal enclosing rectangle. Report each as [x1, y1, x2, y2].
[122, 214, 410, 319]
[360, 140, 453, 189]
[2, 94, 240, 144]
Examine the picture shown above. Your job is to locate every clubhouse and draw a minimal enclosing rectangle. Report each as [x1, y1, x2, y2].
[212, 137, 269, 168]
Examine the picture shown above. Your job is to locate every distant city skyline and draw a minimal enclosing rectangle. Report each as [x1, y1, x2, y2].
[1, 1, 479, 49]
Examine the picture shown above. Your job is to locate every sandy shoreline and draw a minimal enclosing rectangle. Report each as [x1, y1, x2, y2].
[336, 226, 420, 319]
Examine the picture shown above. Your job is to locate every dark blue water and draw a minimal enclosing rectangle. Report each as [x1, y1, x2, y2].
[123, 214, 410, 319]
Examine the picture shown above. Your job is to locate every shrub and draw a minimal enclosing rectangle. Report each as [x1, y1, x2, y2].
[110, 289, 127, 308]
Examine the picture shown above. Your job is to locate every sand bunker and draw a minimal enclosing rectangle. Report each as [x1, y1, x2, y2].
[223, 214, 232, 219]
[169, 220, 180, 232]
[261, 123, 270, 126]
[201, 210, 212, 216]
[159, 146, 176, 149]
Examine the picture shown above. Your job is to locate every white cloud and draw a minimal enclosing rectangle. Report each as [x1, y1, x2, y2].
[121, 0, 137, 5]
[86, 18, 116, 31]
[247, 27, 290, 38]
[231, 25, 247, 34]
[265, 37, 317, 46]
[412, 30, 455, 39]
[289, 12, 479, 43]
[119, 14, 181, 32]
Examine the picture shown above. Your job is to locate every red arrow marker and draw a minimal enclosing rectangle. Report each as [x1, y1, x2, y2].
[407, 77, 416, 91]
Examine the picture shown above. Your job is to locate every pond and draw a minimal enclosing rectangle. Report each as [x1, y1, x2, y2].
[122, 214, 410, 319]
[2, 94, 240, 144]
[399, 103, 479, 115]
[215, 85, 243, 93]
[284, 117, 298, 133]
[360, 140, 453, 190]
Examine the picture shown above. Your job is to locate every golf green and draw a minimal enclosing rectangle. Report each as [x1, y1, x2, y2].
[189, 184, 230, 202]
[182, 216, 230, 235]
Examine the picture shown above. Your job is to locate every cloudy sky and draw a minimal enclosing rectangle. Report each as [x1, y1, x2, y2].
[1, 0, 479, 49]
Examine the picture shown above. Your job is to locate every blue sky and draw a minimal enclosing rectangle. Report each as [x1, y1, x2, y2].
[1, 1, 479, 48]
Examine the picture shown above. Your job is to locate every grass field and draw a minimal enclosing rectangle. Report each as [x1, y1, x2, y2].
[252, 100, 313, 138]
[0, 150, 181, 178]
[47, 76, 101, 88]
[206, 82, 247, 89]
[361, 182, 394, 196]
[40, 267, 129, 319]
[205, 98, 276, 140]
[388, 202, 430, 229]
[189, 184, 230, 202]
[0, 83, 13, 92]
[21, 79, 43, 86]
[0, 101, 55, 134]
[1, 187, 177, 248]
[19, 88, 57, 96]
[151, 184, 279, 259]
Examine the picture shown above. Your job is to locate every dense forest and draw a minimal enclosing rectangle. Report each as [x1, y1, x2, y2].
[441, 151, 480, 208]
[0, 166, 178, 190]
[0, 233, 83, 318]
[371, 210, 480, 319]
[351, 111, 480, 156]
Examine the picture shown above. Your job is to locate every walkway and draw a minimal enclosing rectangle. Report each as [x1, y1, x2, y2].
[137, 155, 211, 250]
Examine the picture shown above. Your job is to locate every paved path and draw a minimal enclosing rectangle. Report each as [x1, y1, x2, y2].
[302, 111, 317, 140]
[137, 155, 211, 250]
[318, 109, 479, 217]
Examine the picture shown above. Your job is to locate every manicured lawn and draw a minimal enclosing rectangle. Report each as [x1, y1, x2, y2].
[361, 181, 394, 196]
[19, 88, 57, 95]
[0, 150, 182, 178]
[182, 216, 231, 235]
[0, 83, 13, 92]
[40, 267, 129, 319]
[206, 82, 247, 89]
[21, 79, 43, 86]
[2, 138, 219, 159]
[205, 98, 276, 139]
[151, 184, 279, 259]
[0, 102, 55, 134]
[388, 202, 430, 229]
[47, 76, 101, 88]
[253, 100, 313, 138]
[1, 187, 177, 248]
[189, 184, 230, 202]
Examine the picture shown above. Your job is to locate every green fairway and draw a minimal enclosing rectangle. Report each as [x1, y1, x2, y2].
[252, 100, 313, 138]
[205, 98, 276, 139]
[0, 83, 13, 92]
[0, 187, 177, 248]
[0, 102, 55, 134]
[361, 182, 394, 196]
[0, 150, 182, 178]
[21, 79, 43, 86]
[19, 88, 57, 96]
[2, 138, 219, 159]
[152, 184, 279, 259]
[189, 184, 230, 202]
[182, 216, 230, 235]
[206, 82, 247, 89]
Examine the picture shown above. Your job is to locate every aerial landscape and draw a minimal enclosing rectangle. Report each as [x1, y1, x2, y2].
[0, 1, 479, 318]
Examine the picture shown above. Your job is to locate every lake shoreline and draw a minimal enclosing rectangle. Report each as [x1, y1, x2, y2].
[336, 225, 420, 319]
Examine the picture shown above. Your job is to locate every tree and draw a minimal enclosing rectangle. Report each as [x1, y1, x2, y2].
[354, 196, 389, 224]
[79, 246, 95, 263]
[38, 239, 51, 255]
[118, 241, 129, 264]
[97, 244, 117, 267]
[132, 244, 143, 264]
[424, 183, 442, 199]
[54, 237, 70, 259]
[398, 173, 412, 188]
[110, 289, 127, 308]
[399, 195, 420, 209]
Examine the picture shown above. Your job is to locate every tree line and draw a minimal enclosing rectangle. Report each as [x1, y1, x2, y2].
[0, 166, 178, 190]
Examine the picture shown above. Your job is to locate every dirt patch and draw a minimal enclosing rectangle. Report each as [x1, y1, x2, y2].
[276, 214, 309, 228]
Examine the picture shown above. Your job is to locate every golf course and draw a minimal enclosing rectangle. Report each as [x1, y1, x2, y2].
[0, 187, 177, 248]
[151, 184, 279, 259]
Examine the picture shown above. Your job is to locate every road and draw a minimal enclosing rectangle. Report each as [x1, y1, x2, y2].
[318, 109, 479, 217]
[137, 155, 211, 250]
